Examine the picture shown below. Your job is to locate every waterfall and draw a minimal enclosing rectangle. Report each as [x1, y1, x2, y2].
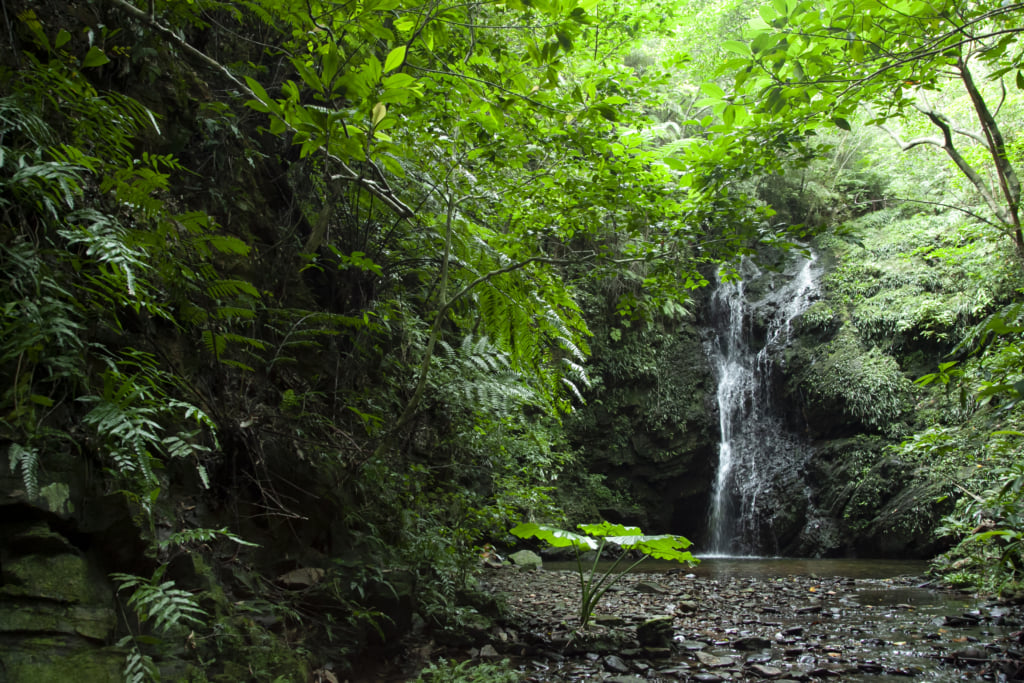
[706, 252, 820, 556]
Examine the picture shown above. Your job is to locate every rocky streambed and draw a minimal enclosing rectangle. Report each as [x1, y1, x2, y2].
[457, 562, 1024, 682]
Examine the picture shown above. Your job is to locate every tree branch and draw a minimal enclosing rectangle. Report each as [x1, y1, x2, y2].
[911, 100, 987, 146]
[876, 121, 944, 151]
[958, 57, 1022, 251]
[916, 100, 1009, 226]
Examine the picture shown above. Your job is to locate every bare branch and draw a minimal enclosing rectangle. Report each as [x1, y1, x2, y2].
[911, 100, 987, 147]
[876, 121, 944, 151]
[917, 101, 1009, 226]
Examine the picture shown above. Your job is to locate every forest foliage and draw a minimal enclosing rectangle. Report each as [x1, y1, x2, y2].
[1, 0, 1023, 677]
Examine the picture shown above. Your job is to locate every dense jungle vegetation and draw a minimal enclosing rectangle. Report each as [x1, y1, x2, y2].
[2, 0, 1024, 678]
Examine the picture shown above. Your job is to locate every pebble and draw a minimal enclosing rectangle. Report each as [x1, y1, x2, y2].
[634, 580, 671, 594]
[748, 663, 784, 678]
[696, 651, 736, 668]
[603, 654, 630, 673]
[732, 635, 771, 650]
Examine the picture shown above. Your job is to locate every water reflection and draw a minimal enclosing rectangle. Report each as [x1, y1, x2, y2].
[687, 557, 929, 580]
[543, 557, 929, 580]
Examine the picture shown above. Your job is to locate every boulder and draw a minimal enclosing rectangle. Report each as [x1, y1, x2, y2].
[637, 616, 674, 649]
[508, 550, 542, 569]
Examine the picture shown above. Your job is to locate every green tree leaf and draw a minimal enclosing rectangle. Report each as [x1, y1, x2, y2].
[82, 46, 110, 68]
[384, 45, 407, 73]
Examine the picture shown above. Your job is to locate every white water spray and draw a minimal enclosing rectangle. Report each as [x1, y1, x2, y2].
[706, 253, 820, 556]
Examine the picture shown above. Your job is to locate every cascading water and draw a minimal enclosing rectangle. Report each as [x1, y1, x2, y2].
[706, 252, 821, 556]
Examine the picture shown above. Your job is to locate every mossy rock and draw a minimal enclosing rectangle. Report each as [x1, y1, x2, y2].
[0, 603, 115, 641]
[0, 635, 123, 683]
[0, 553, 106, 604]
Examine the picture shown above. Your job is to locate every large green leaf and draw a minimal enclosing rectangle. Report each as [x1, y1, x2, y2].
[510, 522, 598, 550]
[578, 521, 641, 537]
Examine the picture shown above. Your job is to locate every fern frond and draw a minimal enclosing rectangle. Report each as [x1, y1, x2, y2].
[168, 399, 217, 432]
[206, 278, 260, 300]
[561, 358, 592, 388]
[214, 305, 258, 320]
[439, 335, 540, 414]
[162, 434, 210, 460]
[561, 377, 587, 404]
[117, 639, 159, 683]
[0, 95, 53, 145]
[159, 526, 258, 549]
[201, 329, 226, 358]
[8, 442, 40, 499]
[219, 359, 256, 372]
[112, 570, 208, 634]
[220, 332, 267, 350]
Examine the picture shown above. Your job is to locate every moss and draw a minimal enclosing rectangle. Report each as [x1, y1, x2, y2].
[795, 326, 917, 433]
[0, 636, 124, 683]
[0, 553, 105, 604]
[0, 603, 115, 641]
[39, 482, 73, 516]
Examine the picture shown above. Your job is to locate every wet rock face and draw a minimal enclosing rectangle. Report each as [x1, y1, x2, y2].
[565, 321, 718, 533]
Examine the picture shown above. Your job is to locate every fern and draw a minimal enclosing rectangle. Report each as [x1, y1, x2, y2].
[160, 526, 259, 550]
[9, 156, 85, 217]
[79, 372, 168, 486]
[438, 335, 539, 415]
[0, 95, 53, 145]
[200, 329, 227, 358]
[59, 209, 149, 301]
[8, 443, 40, 499]
[117, 640, 159, 683]
[112, 568, 208, 634]
[206, 278, 260, 300]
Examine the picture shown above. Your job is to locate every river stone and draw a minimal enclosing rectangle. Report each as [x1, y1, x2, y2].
[676, 600, 699, 612]
[508, 550, 542, 569]
[6, 521, 77, 554]
[562, 628, 636, 654]
[479, 644, 500, 659]
[696, 651, 736, 668]
[634, 580, 670, 594]
[603, 654, 630, 674]
[594, 614, 625, 626]
[692, 674, 725, 682]
[732, 635, 772, 650]
[748, 663, 784, 678]
[952, 646, 989, 661]
[637, 616, 674, 648]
